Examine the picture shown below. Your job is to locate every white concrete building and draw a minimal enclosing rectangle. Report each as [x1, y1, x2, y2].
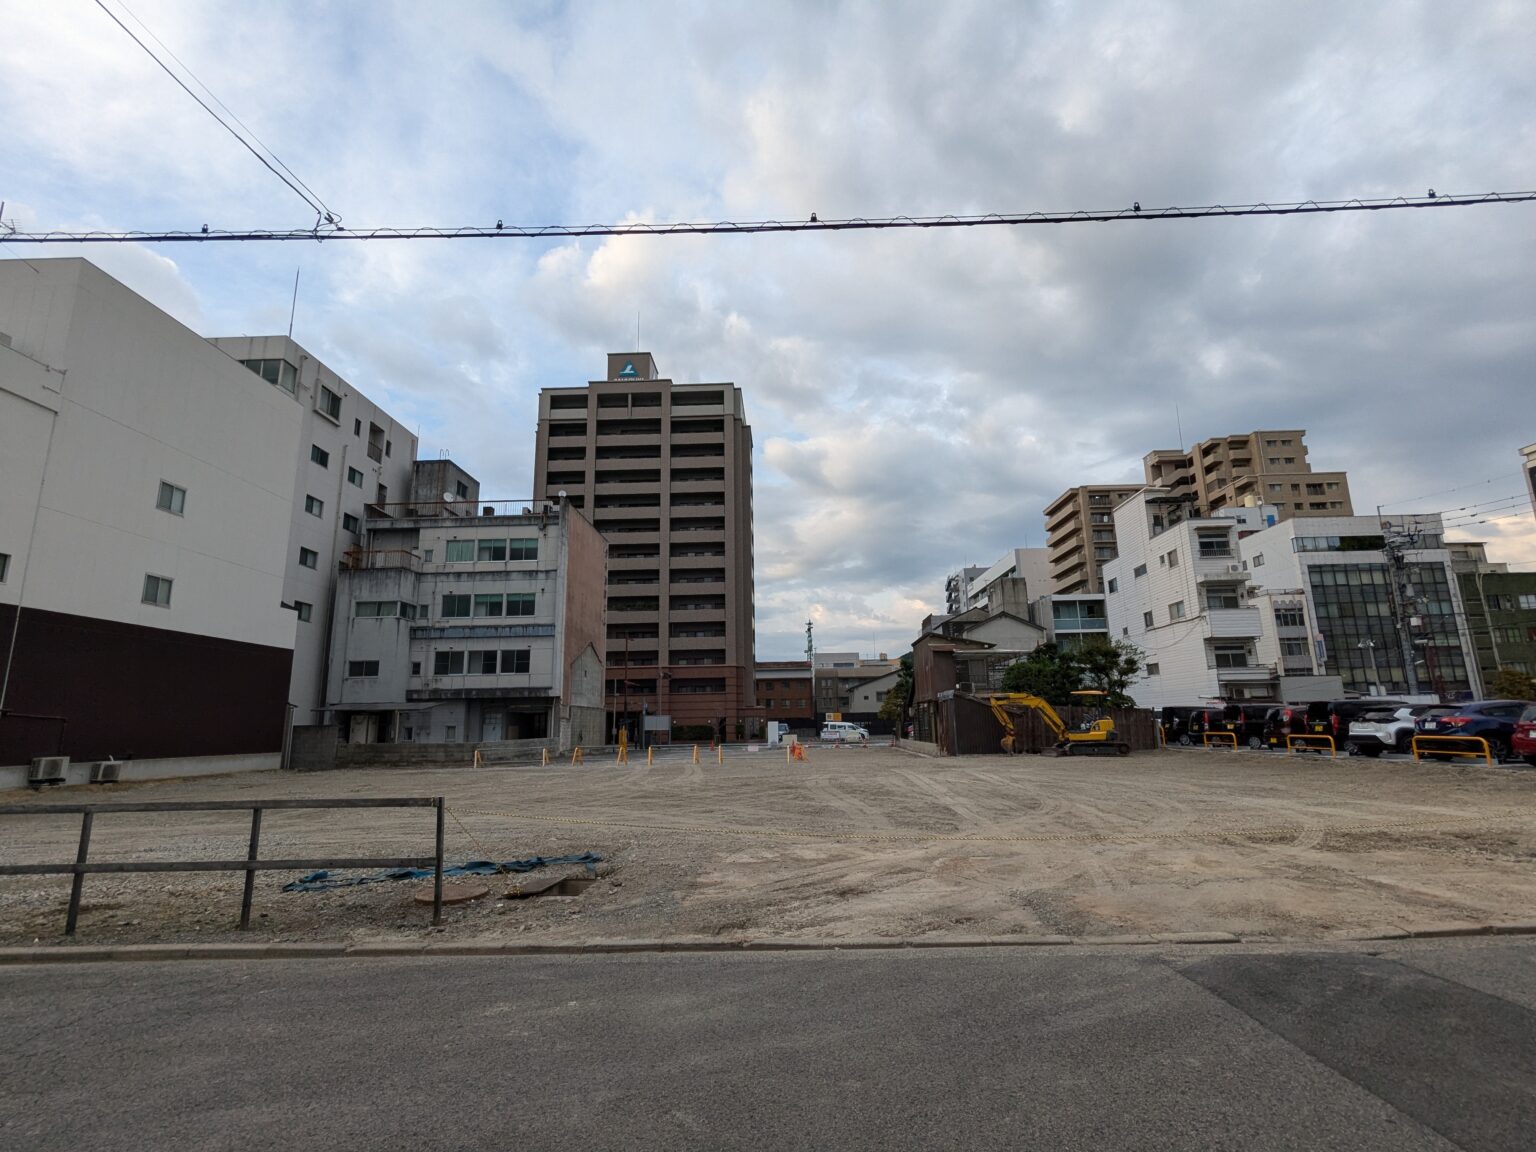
[1102, 489, 1293, 709]
[327, 499, 607, 748]
[1, 259, 300, 767]
[1236, 514, 1479, 700]
[209, 336, 417, 724]
[965, 548, 1052, 613]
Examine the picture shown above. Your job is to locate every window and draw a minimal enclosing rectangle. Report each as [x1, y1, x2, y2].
[1275, 608, 1306, 628]
[433, 650, 466, 675]
[500, 649, 531, 674]
[1167, 549, 1179, 568]
[442, 594, 471, 618]
[0, 552, 10, 582]
[411, 661, 422, 676]
[318, 385, 342, 420]
[478, 539, 508, 562]
[294, 548, 318, 571]
[241, 358, 298, 393]
[342, 513, 361, 534]
[385, 440, 392, 457]
[468, 651, 499, 675]
[1169, 601, 1186, 621]
[346, 660, 380, 678]
[155, 481, 186, 515]
[505, 593, 535, 617]
[305, 495, 324, 517]
[423, 549, 434, 562]
[1142, 610, 1155, 629]
[355, 600, 397, 617]
[1107, 578, 1118, 594]
[419, 603, 430, 619]
[1146, 663, 1160, 676]
[1251, 553, 1265, 568]
[1520, 594, 1536, 611]
[344, 467, 363, 488]
[1281, 639, 1310, 657]
[509, 538, 538, 561]
[1132, 564, 1147, 579]
[473, 594, 504, 617]
[445, 725, 457, 742]
[310, 444, 330, 468]
[455, 480, 469, 498]
[141, 574, 172, 607]
[294, 600, 312, 622]
[1206, 588, 1242, 610]
[353, 418, 362, 436]
[1213, 647, 1249, 668]
[445, 540, 476, 563]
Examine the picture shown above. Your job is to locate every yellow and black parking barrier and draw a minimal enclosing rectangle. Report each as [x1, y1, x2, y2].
[1285, 733, 1336, 757]
[1412, 734, 1493, 766]
[1202, 731, 1238, 750]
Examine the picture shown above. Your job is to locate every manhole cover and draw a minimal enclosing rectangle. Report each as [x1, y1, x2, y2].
[415, 882, 490, 905]
[506, 876, 596, 899]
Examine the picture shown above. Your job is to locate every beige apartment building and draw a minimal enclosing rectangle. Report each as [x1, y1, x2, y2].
[1045, 430, 1353, 595]
[532, 353, 756, 738]
[1043, 485, 1144, 594]
[1143, 430, 1352, 518]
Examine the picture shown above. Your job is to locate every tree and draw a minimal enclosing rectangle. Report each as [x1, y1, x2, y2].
[1074, 640, 1146, 708]
[880, 654, 914, 724]
[1489, 667, 1536, 700]
[1001, 643, 1084, 706]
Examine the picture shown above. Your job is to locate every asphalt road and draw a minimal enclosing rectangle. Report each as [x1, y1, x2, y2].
[2, 940, 1534, 1151]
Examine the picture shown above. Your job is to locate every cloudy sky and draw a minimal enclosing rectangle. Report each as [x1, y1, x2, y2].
[5, 0, 1534, 659]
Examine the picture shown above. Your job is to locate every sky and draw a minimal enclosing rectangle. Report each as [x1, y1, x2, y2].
[4, 0, 1534, 661]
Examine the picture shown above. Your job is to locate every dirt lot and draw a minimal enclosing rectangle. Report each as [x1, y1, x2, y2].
[2, 745, 1534, 946]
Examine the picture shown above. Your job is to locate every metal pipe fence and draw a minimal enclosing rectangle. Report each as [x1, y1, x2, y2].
[0, 797, 445, 935]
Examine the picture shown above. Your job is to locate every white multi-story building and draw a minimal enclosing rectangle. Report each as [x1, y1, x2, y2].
[1, 259, 300, 768]
[209, 336, 417, 724]
[1032, 594, 1111, 652]
[326, 499, 607, 748]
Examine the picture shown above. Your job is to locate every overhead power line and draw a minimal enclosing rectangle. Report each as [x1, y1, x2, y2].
[3, 188, 1532, 246]
[91, 0, 337, 226]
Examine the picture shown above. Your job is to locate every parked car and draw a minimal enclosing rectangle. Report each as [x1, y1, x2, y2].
[1346, 706, 1427, 756]
[1304, 699, 1409, 746]
[1414, 700, 1531, 762]
[820, 721, 870, 743]
[1217, 704, 1270, 749]
[1158, 706, 1219, 746]
[1513, 703, 1536, 766]
[1261, 705, 1312, 748]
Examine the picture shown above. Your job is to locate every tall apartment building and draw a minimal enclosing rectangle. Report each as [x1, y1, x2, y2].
[1143, 430, 1352, 519]
[532, 353, 755, 735]
[1, 259, 299, 768]
[209, 336, 418, 725]
[1043, 485, 1143, 594]
[1522, 442, 1536, 522]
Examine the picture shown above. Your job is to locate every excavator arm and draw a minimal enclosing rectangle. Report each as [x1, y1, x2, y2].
[983, 693, 1068, 753]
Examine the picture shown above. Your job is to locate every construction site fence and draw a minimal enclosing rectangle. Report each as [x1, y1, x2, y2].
[935, 696, 1159, 756]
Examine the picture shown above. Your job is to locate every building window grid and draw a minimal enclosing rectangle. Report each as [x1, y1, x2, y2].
[155, 481, 186, 516]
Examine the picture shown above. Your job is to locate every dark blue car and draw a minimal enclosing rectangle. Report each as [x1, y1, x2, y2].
[1414, 700, 1531, 762]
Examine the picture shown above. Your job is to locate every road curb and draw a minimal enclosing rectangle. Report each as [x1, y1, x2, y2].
[0, 923, 1531, 964]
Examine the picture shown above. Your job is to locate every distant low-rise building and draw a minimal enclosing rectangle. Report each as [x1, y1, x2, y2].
[910, 610, 1046, 741]
[755, 660, 815, 729]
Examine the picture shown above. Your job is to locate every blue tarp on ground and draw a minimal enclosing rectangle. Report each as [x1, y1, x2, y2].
[281, 853, 603, 893]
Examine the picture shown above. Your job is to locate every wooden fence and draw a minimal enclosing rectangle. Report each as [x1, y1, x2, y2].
[937, 695, 1159, 756]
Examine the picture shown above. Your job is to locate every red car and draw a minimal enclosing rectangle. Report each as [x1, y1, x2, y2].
[1515, 703, 1536, 766]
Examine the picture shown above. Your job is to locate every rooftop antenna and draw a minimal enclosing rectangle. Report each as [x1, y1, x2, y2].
[635, 306, 641, 353]
[805, 619, 814, 663]
[1175, 402, 1184, 452]
[287, 267, 300, 338]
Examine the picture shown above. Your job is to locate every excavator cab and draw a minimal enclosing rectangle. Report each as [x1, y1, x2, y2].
[1063, 690, 1116, 743]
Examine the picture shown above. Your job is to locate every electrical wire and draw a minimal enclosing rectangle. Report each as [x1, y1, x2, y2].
[3, 188, 1533, 245]
[91, 0, 337, 226]
[1377, 472, 1522, 510]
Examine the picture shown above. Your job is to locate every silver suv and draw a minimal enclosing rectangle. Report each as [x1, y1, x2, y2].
[1346, 706, 1427, 756]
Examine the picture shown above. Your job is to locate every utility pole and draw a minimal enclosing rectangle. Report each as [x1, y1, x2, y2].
[1379, 509, 1423, 696]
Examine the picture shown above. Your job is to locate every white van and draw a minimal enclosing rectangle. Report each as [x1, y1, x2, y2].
[820, 721, 870, 743]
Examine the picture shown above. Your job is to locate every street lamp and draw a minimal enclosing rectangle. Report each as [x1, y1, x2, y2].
[1357, 639, 1381, 696]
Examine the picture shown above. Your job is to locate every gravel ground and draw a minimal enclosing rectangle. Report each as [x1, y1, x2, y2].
[2, 744, 1533, 946]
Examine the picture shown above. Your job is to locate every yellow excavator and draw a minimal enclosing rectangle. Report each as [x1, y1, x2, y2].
[982, 690, 1130, 757]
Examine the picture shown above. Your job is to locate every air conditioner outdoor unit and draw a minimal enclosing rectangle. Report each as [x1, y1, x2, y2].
[956, 681, 975, 694]
[28, 756, 68, 788]
[1228, 564, 1243, 573]
[90, 761, 123, 784]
